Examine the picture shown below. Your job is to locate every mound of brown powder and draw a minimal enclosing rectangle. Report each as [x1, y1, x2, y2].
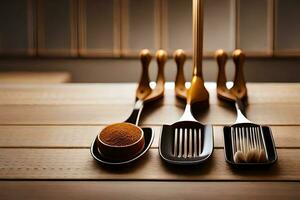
[100, 123, 142, 146]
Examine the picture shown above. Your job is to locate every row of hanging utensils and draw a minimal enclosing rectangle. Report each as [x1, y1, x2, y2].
[215, 49, 277, 165]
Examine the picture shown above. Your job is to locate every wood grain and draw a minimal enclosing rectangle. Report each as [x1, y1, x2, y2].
[0, 72, 71, 84]
[0, 181, 299, 200]
[0, 149, 298, 180]
[0, 103, 298, 125]
[0, 83, 299, 105]
[0, 125, 299, 148]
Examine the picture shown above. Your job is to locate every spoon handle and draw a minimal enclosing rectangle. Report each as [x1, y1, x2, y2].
[188, 0, 209, 106]
[125, 100, 144, 125]
[136, 49, 152, 100]
[155, 49, 167, 88]
[215, 49, 236, 102]
[143, 49, 167, 102]
[231, 49, 247, 100]
[216, 49, 228, 90]
[174, 49, 187, 100]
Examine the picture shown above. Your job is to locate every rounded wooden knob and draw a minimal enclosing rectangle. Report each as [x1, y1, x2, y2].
[215, 49, 228, 68]
[174, 49, 186, 65]
[140, 49, 152, 66]
[156, 49, 168, 64]
[232, 49, 245, 67]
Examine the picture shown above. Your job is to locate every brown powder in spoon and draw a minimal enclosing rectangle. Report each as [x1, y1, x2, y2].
[100, 123, 142, 146]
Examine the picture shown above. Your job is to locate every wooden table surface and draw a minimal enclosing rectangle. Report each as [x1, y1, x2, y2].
[0, 83, 299, 200]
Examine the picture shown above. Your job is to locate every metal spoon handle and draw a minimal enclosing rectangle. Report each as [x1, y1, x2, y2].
[234, 98, 251, 124]
[125, 100, 144, 125]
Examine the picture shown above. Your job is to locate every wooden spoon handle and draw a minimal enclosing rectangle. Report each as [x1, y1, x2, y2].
[174, 49, 187, 99]
[192, 0, 203, 77]
[155, 49, 167, 87]
[231, 49, 247, 99]
[136, 49, 152, 100]
[215, 49, 228, 89]
[143, 49, 167, 102]
[215, 49, 236, 102]
[188, 0, 209, 106]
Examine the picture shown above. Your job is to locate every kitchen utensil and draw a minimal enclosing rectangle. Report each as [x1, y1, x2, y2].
[174, 49, 187, 100]
[215, 49, 277, 166]
[231, 99, 268, 163]
[91, 49, 165, 165]
[159, 82, 214, 164]
[189, 0, 209, 107]
[223, 98, 278, 166]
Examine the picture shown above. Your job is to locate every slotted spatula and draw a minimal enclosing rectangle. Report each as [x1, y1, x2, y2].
[159, 93, 213, 164]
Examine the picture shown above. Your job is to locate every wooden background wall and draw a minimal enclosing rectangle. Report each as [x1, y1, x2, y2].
[0, 0, 299, 82]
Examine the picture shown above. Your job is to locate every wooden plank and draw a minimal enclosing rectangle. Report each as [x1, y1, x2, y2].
[0, 83, 299, 105]
[0, 84, 136, 105]
[0, 149, 298, 180]
[0, 0, 35, 56]
[121, 0, 160, 56]
[162, 0, 192, 54]
[0, 72, 71, 84]
[0, 103, 298, 125]
[78, 0, 120, 57]
[0, 125, 161, 148]
[0, 181, 299, 200]
[37, 0, 77, 57]
[0, 125, 299, 149]
[237, 0, 273, 54]
[275, 0, 300, 55]
[203, 0, 235, 53]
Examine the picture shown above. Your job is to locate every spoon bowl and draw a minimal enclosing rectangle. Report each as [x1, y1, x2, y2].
[97, 122, 145, 162]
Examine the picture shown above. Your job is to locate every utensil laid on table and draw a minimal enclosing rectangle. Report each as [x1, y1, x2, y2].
[159, 83, 214, 164]
[91, 49, 167, 165]
[215, 49, 278, 166]
[159, 0, 213, 165]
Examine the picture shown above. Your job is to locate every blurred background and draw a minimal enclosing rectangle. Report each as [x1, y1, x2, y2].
[0, 0, 299, 84]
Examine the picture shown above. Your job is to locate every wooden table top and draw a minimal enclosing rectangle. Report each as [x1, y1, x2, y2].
[0, 83, 299, 200]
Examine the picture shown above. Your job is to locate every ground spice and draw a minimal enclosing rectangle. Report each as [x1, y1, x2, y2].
[100, 122, 142, 146]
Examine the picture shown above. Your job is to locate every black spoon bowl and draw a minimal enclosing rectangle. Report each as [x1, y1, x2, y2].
[91, 127, 154, 165]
